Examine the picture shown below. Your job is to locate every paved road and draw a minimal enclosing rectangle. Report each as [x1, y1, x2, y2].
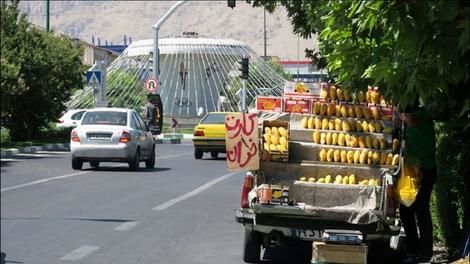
[1, 141, 250, 264]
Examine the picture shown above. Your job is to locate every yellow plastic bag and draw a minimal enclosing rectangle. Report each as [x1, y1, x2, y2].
[397, 157, 421, 207]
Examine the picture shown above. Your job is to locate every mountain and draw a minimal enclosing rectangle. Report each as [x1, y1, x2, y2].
[18, 0, 318, 60]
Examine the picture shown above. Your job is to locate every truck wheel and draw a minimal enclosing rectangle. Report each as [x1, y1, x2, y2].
[129, 150, 140, 171]
[72, 158, 83, 170]
[145, 146, 155, 169]
[210, 151, 218, 158]
[368, 238, 394, 264]
[243, 229, 261, 263]
[90, 161, 100, 168]
[194, 149, 203, 159]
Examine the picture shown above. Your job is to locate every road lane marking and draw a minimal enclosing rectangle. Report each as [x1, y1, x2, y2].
[114, 221, 139, 231]
[60, 245, 100, 261]
[157, 153, 191, 159]
[1, 171, 90, 193]
[152, 171, 238, 211]
[2, 153, 190, 193]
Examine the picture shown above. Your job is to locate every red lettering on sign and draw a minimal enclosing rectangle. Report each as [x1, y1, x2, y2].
[225, 113, 259, 171]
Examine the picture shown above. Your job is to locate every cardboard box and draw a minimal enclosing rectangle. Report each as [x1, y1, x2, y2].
[284, 81, 322, 97]
[261, 120, 289, 162]
[256, 184, 289, 204]
[284, 97, 311, 114]
[256, 96, 283, 112]
[312, 242, 367, 264]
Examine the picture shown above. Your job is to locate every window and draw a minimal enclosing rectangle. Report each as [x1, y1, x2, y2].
[135, 112, 148, 131]
[71, 111, 86, 121]
[130, 113, 139, 130]
[82, 111, 127, 126]
[200, 113, 226, 124]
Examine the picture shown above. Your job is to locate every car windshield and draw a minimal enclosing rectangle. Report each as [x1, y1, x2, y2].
[200, 113, 226, 124]
[81, 111, 127, 126]
[71, 111, 86, 120]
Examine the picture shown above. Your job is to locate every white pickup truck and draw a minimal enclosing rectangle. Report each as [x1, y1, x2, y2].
[235, 112, 403, 263]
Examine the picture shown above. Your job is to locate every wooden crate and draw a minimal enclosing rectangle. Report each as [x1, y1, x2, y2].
[312, 242, 367, 264]
[261, 120, 289, 162]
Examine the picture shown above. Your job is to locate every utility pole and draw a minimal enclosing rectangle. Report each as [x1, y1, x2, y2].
[263, 8, 267, 60]
[46, 0, 50, 32]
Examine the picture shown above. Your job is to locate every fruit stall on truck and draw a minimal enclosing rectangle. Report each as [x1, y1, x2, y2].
[233, 82, 403, 263]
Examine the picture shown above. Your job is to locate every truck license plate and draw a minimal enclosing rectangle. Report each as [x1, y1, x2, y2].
[291, 228, 322, 241]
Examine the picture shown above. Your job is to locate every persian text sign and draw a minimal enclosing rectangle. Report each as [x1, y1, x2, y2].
[225, 113, 259, 171]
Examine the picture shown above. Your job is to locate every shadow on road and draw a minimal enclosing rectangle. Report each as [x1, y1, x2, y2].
[63, 217, 136, 223]
[80, 166, 171, 172]
[261, 243, 312, 264]
[201, 157, 227, 161]
[1, 251, 24, 264]
[1, 152, 66, 167]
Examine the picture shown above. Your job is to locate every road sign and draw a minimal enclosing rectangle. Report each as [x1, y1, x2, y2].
[171, 118, 178, 128]
[145, 78, 159, 92]
[86, 71, 102, 86]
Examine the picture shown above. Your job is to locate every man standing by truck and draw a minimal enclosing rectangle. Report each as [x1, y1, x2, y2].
[398, 101, 437, 263]
[144, 97, 156, 129]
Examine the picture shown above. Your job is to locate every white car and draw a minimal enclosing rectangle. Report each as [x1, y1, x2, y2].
[70, 108, 155, 171]
[57, 109, 87, 127]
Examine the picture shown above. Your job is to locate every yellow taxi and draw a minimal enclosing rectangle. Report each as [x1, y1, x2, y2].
[193, 112, 235, 159]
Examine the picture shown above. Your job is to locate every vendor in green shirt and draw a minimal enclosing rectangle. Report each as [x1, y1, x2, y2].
[398, 101, 437, 263]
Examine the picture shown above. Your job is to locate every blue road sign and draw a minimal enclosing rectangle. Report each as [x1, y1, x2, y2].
[86, 71, 102, 86]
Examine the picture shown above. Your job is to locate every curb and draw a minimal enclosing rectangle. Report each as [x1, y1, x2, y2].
[155, 138, 181, 144]
[1, 143, 70, 158]
[162, 133, 184, 139]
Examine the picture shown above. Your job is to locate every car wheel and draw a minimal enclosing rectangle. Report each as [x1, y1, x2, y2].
[243, 229, 261, 263]
[72, 158, 83, 170]
[194, 149, 203, 159]
[90, 161, 100, 168]
[129, 150, 140, 171]
[210, 151, 218, 159]
[145, 146, 155, 169]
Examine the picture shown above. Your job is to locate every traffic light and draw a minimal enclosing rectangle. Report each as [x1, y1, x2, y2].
[239, 57, 249, 80]
[227, 0, 235, 8]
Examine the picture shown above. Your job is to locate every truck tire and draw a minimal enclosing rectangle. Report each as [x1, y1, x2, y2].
[368, 238, 395, 264]
[243, 229, 261, 263]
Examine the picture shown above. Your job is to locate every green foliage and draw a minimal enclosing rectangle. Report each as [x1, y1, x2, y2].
[107, 70, 147, 110]
[433, 121, 469, 255]
[267, 60, 292, 80]
[0, 0, 85, 141]
[251, 0, 470, 119]
[69, 68, 148, 112]
[37, 122, 74, 141]
[1, 126, 12, 147]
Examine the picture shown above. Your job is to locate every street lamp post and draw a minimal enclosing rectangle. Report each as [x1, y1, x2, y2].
[152, 1, 187, 86]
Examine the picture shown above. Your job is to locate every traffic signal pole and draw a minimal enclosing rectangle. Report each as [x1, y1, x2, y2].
[242, 79, 247, 112]
[238, 57, 249, 112]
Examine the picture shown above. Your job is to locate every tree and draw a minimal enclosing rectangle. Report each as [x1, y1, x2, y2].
[251, 1, 470, 116]
[267, 60, 292, 80]
[1, 0, 85, 140]
[250, 0, 470, 255]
